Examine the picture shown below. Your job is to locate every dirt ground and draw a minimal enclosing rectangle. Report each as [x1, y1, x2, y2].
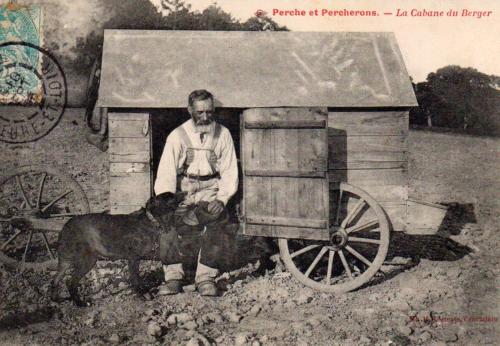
[0, 109, 498, 345]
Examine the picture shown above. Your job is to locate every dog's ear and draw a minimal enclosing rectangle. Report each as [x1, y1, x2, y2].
[146, 193, 170, 211]
[154, 192, 175, 207]
[174, 191, 188, 204]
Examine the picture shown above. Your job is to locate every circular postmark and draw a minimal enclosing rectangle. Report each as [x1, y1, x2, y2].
[0, 41, 67, 143]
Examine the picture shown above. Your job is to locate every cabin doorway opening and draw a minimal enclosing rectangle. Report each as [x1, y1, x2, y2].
[150, 108, 243, 213]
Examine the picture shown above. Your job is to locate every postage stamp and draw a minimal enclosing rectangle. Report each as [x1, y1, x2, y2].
[0, 4, 65, 143]
[0, 3, 42, 73]
[0, 3, 42, 43]
[0, 42, 67, 143]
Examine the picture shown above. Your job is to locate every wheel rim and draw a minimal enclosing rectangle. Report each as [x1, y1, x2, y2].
[0, 165, 89, 271]
[279, 182, 390, 293]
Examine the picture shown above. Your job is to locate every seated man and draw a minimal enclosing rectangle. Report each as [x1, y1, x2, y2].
[154, 89, 238, 296]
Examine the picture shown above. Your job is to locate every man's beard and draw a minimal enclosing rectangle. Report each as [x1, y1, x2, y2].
[193, 119, 213, 133]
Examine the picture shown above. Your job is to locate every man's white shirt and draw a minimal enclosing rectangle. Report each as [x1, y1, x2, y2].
[154, 119, 238, 205]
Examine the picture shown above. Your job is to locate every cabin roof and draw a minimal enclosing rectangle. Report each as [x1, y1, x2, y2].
[97, 30, 417, 108]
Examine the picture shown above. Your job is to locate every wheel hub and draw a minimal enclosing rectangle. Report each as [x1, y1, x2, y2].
[329, 228, 348, 250]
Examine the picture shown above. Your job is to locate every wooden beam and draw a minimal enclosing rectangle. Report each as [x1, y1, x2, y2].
[242, 224, 329, 240]
[245, 216, 327, 229]
[329, 160, 407, 170]
[245, 170, 326, 178]
[110, 162, 150, 173]
[109, 119, 150, 138]
[328, 111, 409, 136]
[108, 113, 150, 121]
[245, 120, 326, 129]
[328, 168, 407, 185]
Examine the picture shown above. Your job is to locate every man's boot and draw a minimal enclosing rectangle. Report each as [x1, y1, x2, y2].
[159, 264, 185, 295]
[196, 280, 218, 296]
[158, 280, 183, 295]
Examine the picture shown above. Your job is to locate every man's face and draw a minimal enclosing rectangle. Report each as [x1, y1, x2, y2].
[189, 99, 215, 126]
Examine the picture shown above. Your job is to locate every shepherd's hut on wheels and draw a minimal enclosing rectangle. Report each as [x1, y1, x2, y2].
[0, 30, 448, 293]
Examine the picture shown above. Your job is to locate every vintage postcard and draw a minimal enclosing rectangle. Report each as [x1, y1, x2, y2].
[0, 0, 498, 345]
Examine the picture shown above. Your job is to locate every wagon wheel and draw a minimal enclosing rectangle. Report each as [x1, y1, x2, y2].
[0, 165, 89, 271]
[278, 182, 390, 293]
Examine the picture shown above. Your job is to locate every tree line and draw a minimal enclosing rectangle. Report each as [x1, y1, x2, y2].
[410, 66, 500, 136]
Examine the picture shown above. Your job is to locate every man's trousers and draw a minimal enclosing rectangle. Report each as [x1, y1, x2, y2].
[163, 176, 224, 283]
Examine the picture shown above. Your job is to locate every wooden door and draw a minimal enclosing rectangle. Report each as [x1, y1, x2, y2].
[241, 108, 329, 240]
[108, 112, 152, 214]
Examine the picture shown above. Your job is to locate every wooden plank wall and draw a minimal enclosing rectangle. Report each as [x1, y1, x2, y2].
[328, 111, 409, 231]
[108, 113, 152, 214]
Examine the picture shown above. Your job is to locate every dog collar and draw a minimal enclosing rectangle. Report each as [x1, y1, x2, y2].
[146, 210, 168, 234]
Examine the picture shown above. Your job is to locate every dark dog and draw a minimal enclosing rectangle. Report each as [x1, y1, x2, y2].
[50, 192, 189, 306]
[50, 191, 276, 306]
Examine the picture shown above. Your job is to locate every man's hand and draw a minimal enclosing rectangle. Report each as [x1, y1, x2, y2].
[207, 200, 224, 215]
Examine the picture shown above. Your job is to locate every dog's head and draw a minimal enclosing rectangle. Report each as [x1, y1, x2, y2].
[146, 192, 186, 214]
[146, 192, 186, 221]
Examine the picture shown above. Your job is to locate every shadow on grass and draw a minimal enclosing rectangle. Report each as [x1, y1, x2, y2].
[362, 233, 473, 290]
[0, 306, 55, 331]
[387, 233, 473, 262]
[365, 202, 477, 288]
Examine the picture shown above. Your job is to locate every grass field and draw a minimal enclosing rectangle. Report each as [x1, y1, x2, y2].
[0, 109, 498, 345]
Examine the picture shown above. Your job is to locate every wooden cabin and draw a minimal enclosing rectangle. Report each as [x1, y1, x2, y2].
[97, 30, 444, 235]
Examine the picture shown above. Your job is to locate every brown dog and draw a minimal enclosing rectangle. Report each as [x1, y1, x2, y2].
[50, 192, 275, 306]
[50, 192, 187, 306]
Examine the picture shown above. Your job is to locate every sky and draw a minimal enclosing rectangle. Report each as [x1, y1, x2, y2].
[151, 0, 500, 82]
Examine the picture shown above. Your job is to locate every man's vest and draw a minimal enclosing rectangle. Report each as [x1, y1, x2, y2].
[176, 123, 222, 179]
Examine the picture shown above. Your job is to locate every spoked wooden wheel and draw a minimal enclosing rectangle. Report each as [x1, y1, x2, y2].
[279, 182, 390, 293]
[0, 165, 89, 271]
